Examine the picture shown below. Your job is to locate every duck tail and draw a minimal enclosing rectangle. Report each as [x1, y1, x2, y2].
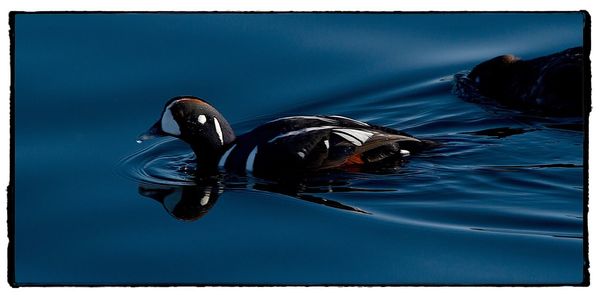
[412, 139, 440, 152]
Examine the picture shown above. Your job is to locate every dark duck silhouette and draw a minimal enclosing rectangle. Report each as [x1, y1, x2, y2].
[138, 96, 436, 180]
[136, 177, 385, 221]
[138, 182, 222, 221]
[453, 46, 586, 116]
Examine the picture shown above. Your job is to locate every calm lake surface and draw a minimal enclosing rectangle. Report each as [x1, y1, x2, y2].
[13, 13, 586, 285]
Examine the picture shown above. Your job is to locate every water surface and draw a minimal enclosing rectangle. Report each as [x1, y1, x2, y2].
[14, 13, 586, 285]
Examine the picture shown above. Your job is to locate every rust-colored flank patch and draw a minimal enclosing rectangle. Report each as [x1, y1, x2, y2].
[343, 154, 365, 165]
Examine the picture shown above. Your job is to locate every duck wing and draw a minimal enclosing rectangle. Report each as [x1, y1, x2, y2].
[224, 115, 435, 178]
[252, 125, 423, 179]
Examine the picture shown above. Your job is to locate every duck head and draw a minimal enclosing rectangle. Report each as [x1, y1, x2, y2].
[139, 96, 236, 176]
[467, 54, 523, 100]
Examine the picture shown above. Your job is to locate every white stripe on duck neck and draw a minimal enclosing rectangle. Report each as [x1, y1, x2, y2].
[218, 144, 236, 167]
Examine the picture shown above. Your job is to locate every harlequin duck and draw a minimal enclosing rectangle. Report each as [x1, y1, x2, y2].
[138, 96, 436, 179]
[454, 46, 586, 116]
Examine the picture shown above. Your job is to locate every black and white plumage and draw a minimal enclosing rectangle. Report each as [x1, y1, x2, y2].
[139, 96, 436, 179]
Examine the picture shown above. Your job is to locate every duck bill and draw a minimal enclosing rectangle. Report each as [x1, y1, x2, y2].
[137, 121, 166, 142]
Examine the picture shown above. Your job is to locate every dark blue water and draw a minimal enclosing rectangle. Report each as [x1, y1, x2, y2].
[14, 13, 586, 285]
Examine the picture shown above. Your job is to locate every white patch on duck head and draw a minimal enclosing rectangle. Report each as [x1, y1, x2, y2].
[197, 114, 207, 124]
[213, 117, 224, 145]
[161, 104, 181, 136]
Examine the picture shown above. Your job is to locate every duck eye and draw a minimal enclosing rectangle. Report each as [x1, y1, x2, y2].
[198, 114, 207, 124]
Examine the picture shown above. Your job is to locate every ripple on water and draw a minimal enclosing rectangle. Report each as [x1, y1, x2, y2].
[120, 74, 584, 242]
[119, 138, 197, 186]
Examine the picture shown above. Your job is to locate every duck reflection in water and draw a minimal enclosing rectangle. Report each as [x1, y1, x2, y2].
[138, 181, 222, 221]
[135, 169, 405, 221]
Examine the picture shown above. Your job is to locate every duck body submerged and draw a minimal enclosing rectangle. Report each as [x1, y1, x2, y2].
[454, 46, 586, 116]
[140, 97, 435, 180]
